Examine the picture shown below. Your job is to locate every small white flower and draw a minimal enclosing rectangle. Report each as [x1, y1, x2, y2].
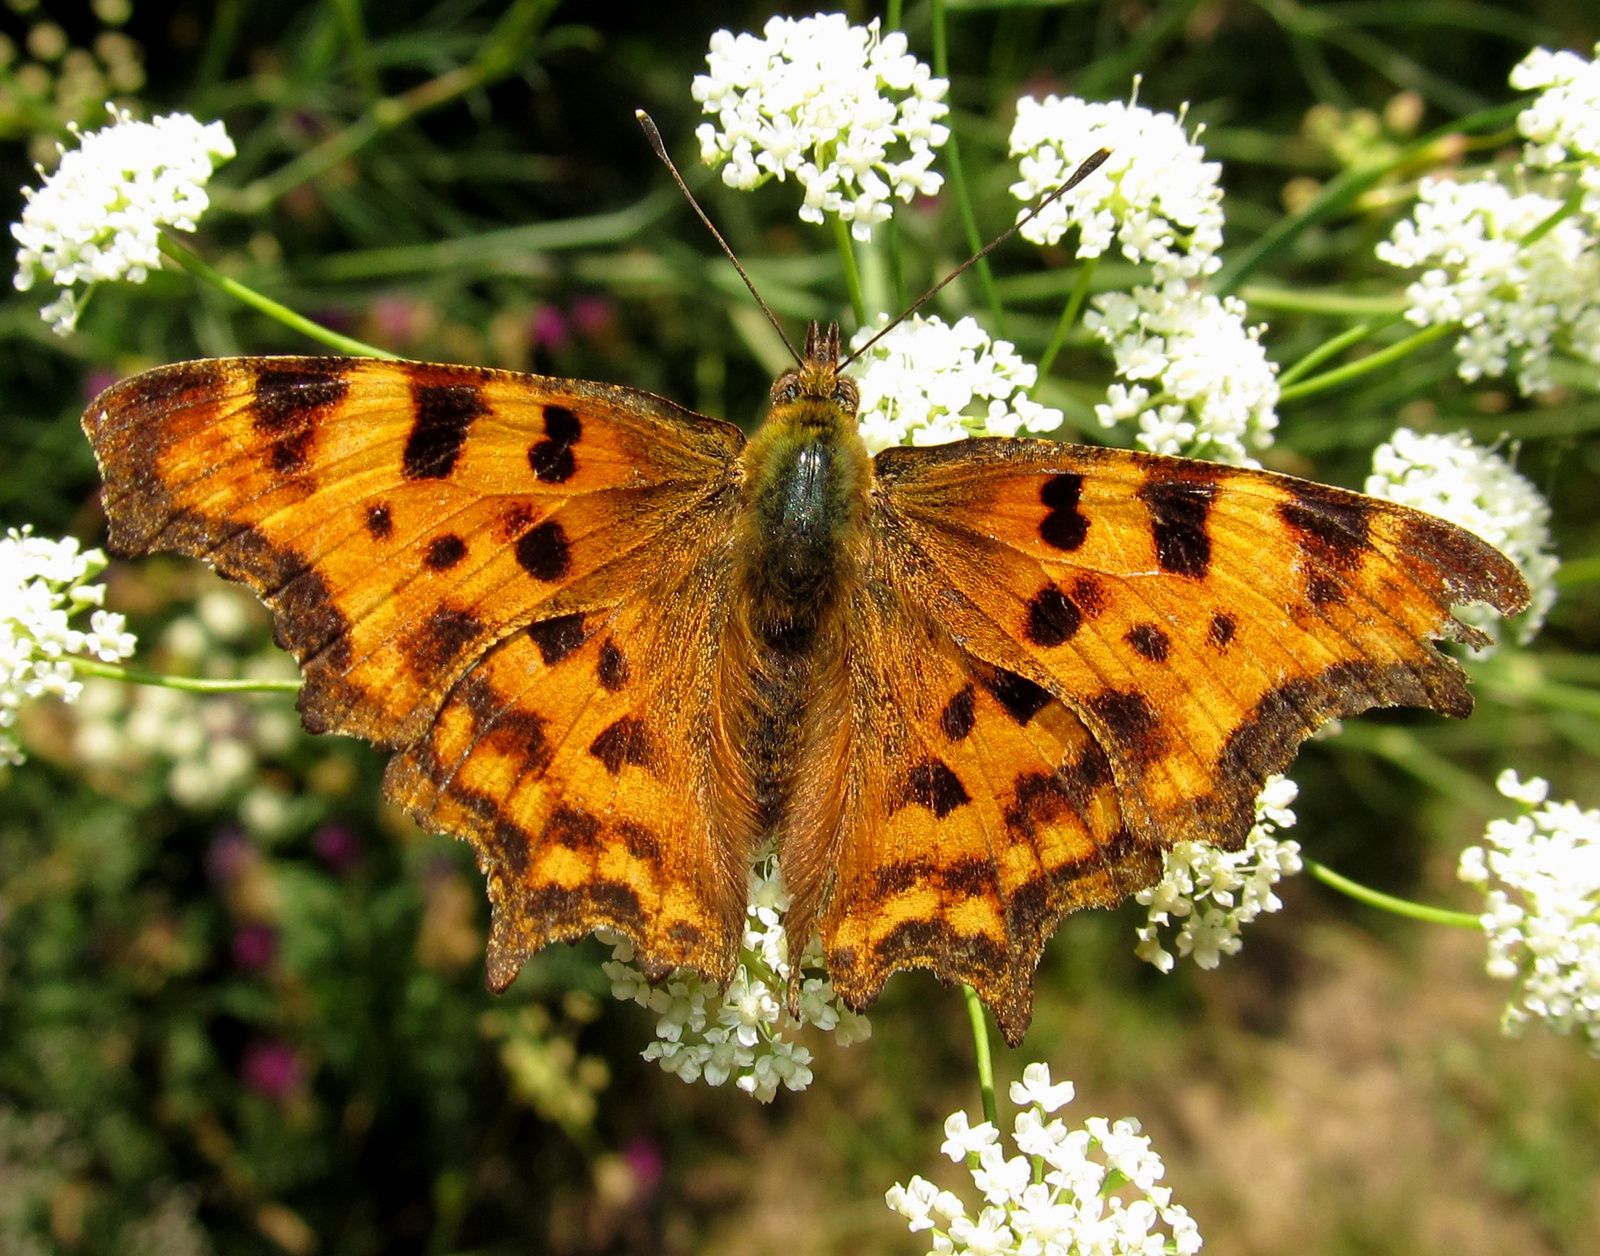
[1365, 428, 1558, 646]
[0, 525, 136, 765]
[1084, 282, 1279, 464]
[889, 1067, 1203, 1254]
[1376, 172, 1600, 395]
[1009, 1060, 1075, 1113]
[1009, 84, 1225, 283]
[1136, 775, 1302, 971]
[13, 106, 235, 333]
[1510, 43, 1600, 216]
[603, 840, 868, 1102]
[693, 14, 949, 242]
[1459, 771, 1600, 1054]
[848, 314, 1063, 451]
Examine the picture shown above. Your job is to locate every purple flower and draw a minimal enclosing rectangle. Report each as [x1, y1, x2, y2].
[621, 1137, 664, 1200]
[529, 304, 570, 352]
[206, 829, 252, 887]
[570, 295, 616, 338]
[84, 369, 118, 404]
[241, 1041, 300, 1101]
[311, 824, 360, 876]
[232, 922, 277, 972]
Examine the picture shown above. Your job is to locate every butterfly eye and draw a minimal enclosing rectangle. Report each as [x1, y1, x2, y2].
[778, 381, 801, 403]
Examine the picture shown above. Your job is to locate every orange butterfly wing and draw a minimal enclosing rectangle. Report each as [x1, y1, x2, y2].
[794, 438, 1529, 1043]
[84, 357, 753, 982]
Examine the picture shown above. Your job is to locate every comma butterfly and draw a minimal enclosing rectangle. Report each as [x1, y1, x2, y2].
[81, 320, 1528, 1044]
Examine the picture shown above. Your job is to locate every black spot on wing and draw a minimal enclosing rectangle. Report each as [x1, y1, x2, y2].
[252, 364, 350, 433]
[268, 429, 313, 475]
[416, 607, 482, 669]
[940, 685, 976, 741]
[403, 378, 488, 480]
[1139, 479, 1216, 578]
[1088, 689, 1166, 763]
[546, 805, 602, 852]
[1126, 623, 1171, 662]
[515, 520, 571, 582]
[365, 503, 393, 539]
[598, 640, 630, 692]
[898, 759, 971, 819]
[984, 668, 1052, 726]
[1039, 473, 1090, 551]
[528, 404, 581, 484]
[1209, 612, 1236, 648]
[1278, 488, 1373, 570]
[588, 717, 655, 774]
[526, 613, 587, 665]
[425, 534, 467, 570]
[1025, 586, 1081, 647]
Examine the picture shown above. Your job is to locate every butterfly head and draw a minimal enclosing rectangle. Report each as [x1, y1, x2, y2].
[769, 321, 859, 420]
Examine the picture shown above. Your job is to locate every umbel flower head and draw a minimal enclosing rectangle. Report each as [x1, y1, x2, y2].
[1365, 428, 1559, 646]
[848, 314, 1063, 452]
[886, 1062, 1203, 1255]
[600, 842, 870, 1103]
[0, 526, 137, 766]
[1008, 85, 1225, 283]
[1460, 771, 1600, 1055]
[12, 106, 235, 334]
[693, 13, 949, 242]
[1135, 775, 1301, 972]
[1511, 42, 1600, 215]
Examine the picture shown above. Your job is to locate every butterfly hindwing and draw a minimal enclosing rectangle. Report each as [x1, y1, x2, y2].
[85, 356, 752, 980]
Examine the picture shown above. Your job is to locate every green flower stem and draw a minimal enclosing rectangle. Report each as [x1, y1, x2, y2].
[1237, 286, 1408, 318]
[887, 0, 904, 32]
[1213, 97, 1526, 296]
[962, 984, 999, 1128]
[1305, 858, 1481, 928]
[1035, 256, 1098, 382]
[73, 657, 302, 694]
[1276, 321, 1454, 403]
[1520, 187, 1585, 248]
[158, 235, 398, 359]
[1276, 314, 1405, 387]
[831, 215, 868, 329]
[229, 0, 558, 215]
[931, 0, 1003, 331]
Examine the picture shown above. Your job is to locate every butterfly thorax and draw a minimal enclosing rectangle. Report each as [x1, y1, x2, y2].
[734, 321, 869, 653]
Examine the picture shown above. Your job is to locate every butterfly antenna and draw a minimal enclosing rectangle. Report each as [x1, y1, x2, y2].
[838, 146, 1112, 370]
[637, 110, 802, 366]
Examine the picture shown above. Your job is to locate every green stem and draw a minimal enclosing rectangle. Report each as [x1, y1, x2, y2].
[1520, 188, 1584, 248]
[159, 235, 398, 359]
[831, 215, 868, 329]
[73, 657, 302, 694]
[1276, 321, 1453, 403]
[887, 0, 904, 31]
[930, 0, 1003, 330]
[1238, 286, 1408, 317]
[1213, 97, 1526, 296]
[962, 985, 999, 1128]
[1035, 256, 1097, 382]
[1305, 858, 1481, 928]
[1276, 314, 1404, 387]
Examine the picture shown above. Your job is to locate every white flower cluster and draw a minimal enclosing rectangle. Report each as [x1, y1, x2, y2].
[1365, 428, 1559, 646]
[1009, 89, 1224, 283]
[1378, 45, 1600, 394]
[1376, 176, 1600, 394]
[72, 588, 302, 822]
[693, 14, 949, 242]
[1135, 776, 1302, 972]
[848, 314, 1064, 451]
[12, 106, 235, 334]
[1085, 286, 1280, 464]
[1459, 770, 1600, 1055]
[0, 526, 136, 766]
[886, 1062, 1203, 1256]
[1512, 43, 1600, 215]
[601, 843, 870, 1103]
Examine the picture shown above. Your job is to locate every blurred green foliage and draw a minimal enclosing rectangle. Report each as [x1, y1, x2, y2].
[1, 1, 1598, 1253]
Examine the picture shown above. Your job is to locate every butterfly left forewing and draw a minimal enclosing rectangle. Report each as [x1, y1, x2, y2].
[85, 357, 744, 748]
